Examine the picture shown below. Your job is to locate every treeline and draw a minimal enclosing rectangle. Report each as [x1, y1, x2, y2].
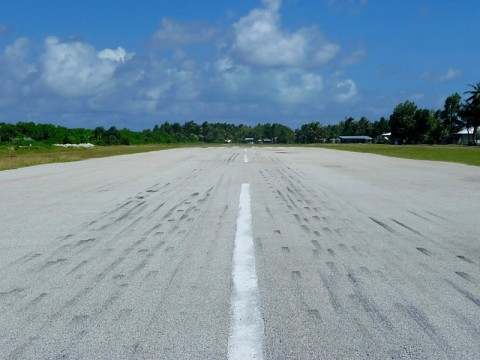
[1, 82, 478, 146]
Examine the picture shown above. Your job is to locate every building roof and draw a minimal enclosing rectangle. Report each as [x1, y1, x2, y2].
[456, 128, 479, 135]
[339, 136, 372, 140]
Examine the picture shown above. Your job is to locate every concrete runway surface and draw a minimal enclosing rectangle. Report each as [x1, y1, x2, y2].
[0, 146, 479, 359]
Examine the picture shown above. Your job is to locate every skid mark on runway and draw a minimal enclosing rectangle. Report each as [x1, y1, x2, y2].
[67, 260, 88, 276]
[61, 234, 74, 242]
[347, 269, 393, 331]
[396, 303, 452, 356]
[416, 247, 431, 256]
[455, 271, 473, 282]
[144, 270, 159, 280]
[116, 308, 133, 321]
[311, 240, 321, 253]
[407, 210, 433, 222]
[426, 211, 448, 221]
[318, 271, 341, 312]
[457, 255, 474, 264]
[265, 206, 274, 219]
[0, 288, 25, 304]
[390, 218, 423, 236]
[369, 217, 396, 234]
[291, 270, 322, 324]
[447, 281, 480, 307]
[38, 258, 68, 272]
[95, 257, 126, 282]
[307, 309, 321, 321]
[74, 238, 97, 248]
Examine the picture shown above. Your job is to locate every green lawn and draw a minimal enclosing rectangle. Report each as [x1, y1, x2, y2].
[310, 144, 480, 167]
[0, 144, 191, 171]
[1, 143, 479, 171]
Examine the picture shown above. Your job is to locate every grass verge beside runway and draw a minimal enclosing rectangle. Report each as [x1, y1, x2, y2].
[0, 144, 189, 171]
[311, 144, 480, 167]
[2, 143, 479, 171]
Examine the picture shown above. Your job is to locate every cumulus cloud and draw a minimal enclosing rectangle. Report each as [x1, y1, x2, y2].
[214, 57, 323, 105]
[152, 18, 216, 48]
[334, 79, 358, 102]
[38, 37, 133, 97]
[0, 38, 36, 107]
[0, 37, 36, 81]
[340, 45, 367, 65]
[0, 0, 361, 128]
[437, 68, 462, 82]
[232, 0, 339, 68]
[420, 68, 462, 83]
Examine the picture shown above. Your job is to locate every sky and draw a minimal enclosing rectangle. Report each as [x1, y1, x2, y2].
[0, 0, 478, 130]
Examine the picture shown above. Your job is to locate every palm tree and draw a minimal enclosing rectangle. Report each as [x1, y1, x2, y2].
[465, 82, 480, 106]
[464, 82, 480, 144]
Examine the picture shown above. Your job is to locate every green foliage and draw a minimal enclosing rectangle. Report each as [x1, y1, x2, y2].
[313, 144, 480, 167]
[389, 101, 417, 144]
[440, 93, 463, 142]
[461, 82, 480, 143]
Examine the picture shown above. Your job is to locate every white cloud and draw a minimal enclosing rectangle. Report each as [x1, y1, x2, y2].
[0, 0, 362, 128]
[334, 79, 358, 102]
[438, 68, 462, 82]
[0, 37, 36, 81]
[274, 70, 323, 104]
[232, 0, 339, 68]
[152, 18, 216, 48]
[0, 38, 36, 107]
[39, 37, 133, 97]
[340, 46, 367, 65]
[214, 57, 323, 105]
[420, 68, 462, 83]
[99, 47, 128, 62]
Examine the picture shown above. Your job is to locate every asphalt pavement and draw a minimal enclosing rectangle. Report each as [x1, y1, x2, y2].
[0, 146, 479, 359]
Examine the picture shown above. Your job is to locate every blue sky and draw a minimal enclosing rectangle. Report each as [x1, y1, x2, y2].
[0, 0, 478, 130]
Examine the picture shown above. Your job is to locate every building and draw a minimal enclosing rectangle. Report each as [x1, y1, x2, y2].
[454, 128, 480, 144]
[244, 137, 254, 144]
[339, 136, 372, 144]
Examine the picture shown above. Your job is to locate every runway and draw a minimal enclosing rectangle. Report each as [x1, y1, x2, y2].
[0, 146, 479, 359]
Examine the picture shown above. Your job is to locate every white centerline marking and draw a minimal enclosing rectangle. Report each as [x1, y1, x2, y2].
[228, 183, 264, 360]
[244, 149, 249, 163]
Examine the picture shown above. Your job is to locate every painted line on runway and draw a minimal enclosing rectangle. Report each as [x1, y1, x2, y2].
[244, 149, 249, 163]
[228, 183, 264, 360]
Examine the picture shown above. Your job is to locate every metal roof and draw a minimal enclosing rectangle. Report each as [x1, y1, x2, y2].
[339, 136, 372, 139]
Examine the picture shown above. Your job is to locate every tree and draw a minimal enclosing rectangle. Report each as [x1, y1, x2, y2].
[440, 93, 462, 142]
[356, 117, 372, 136]
[339, 117, 357, 136]
[296, 121, 325, 143]
[371, 117, 390, 139]
[389, 101, 417, 144]
[93, 127, 106, 144]
[413, 109, 436, 144]
[463, 82, 480, 143]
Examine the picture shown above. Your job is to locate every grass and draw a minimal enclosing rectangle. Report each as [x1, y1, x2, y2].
[1, 142, 479, 171]
[309, 143, 480, 167]
[0, 144, 190, 171]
